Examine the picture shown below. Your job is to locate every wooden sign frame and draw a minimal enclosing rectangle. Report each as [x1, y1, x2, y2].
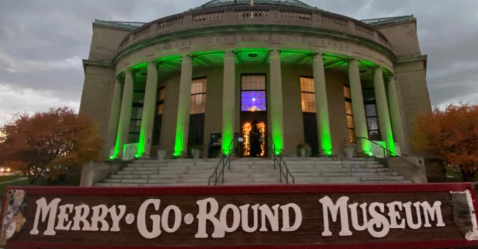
[2, 183, 478, 249]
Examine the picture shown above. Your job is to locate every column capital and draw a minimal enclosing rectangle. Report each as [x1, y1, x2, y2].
[344, 57, 359, 63]
[149, 60, 163, 66]
[269, 50, 281, 58]
[370, 66, 384, 74]
[181, 54, 193, 63]
[223, 49, 237, 54]
[310, 52, 324, 56]
[223, 50, 237, 58]
[125, 68, 137, 76]
[310, 52, 325, 61]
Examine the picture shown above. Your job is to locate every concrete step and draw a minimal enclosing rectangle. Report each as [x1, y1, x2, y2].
[127, 164, 218, 169]
[148, 178, 208, 184]
[224, 177, 281, 184]
[97, 158, 409, 187]
[352, 172, 399, 177]
[359, 180, 413, 184]
[226, 172, 280, 178]
[285, 161, 382, 166]
[288, 168, 390, 174]
[111, 173, 214, 180]
[132, 159, 220, 164]
[294, 177, 362, 183]
[96, 182, 210, 187]
[360, 176, 406, 181]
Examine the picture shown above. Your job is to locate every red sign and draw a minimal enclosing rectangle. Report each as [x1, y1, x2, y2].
[1, 183, 478, 249]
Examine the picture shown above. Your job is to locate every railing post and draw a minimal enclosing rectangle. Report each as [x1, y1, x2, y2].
[222, 168, 224, 184]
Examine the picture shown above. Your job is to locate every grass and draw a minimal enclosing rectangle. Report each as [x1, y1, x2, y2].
[0, 175, 25, 183]
[0, 175, 32, 196]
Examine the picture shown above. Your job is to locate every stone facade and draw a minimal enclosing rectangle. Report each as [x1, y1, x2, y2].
[79, 1, 431, 160]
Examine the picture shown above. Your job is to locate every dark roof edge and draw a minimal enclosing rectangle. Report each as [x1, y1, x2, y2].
[361, 15, 415, 27]
[94, 19, 146, 30]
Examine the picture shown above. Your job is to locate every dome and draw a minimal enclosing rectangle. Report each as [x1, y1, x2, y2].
[194, 0, 317, 10]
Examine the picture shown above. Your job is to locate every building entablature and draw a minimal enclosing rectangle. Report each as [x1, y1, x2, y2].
[114, 30, 396, 78]
[115, 4, 393, 60]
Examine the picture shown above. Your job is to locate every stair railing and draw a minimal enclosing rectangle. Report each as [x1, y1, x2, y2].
[356, 137, 420, 168]
[208, 138, 236, 186]
[270, 139, 295, 184]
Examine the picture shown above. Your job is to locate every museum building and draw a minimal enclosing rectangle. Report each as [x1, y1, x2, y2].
[79, 0, 431, 161]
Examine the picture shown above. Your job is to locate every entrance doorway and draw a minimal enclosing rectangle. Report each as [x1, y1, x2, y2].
[240, 74, 268, 157]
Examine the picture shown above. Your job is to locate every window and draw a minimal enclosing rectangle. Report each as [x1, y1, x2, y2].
[241, 75, 266, 112]
[157, 88, 165, 114]
[363, 88, 381, 141]
[344, 86, 356, 143]
[300, 77, 316, 113]
[153, 87, 165, 146]
[129, 91, 145, 143]
[190, 78, 207, 114]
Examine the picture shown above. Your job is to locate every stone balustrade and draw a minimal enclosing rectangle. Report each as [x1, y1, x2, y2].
[117, 6, 391, 52]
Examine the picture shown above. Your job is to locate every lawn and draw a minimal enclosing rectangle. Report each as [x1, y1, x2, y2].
[0, 175, 32, 196]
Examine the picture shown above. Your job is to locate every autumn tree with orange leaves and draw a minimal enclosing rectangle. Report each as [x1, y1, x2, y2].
[413, 104, 478, 182]
[0, 107, 103, 185]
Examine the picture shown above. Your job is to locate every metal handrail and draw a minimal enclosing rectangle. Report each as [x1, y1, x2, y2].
[208, 138, 236, 186]
[356, 137, 420, 168]
[270, 139, 295, 184]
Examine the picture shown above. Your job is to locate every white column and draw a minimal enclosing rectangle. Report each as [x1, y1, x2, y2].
[387, 76, 410, 154]
[269, 50, 284, 154]
[348, 59, 370, 154]
[115, 69, 134, 157]
[173, 55, 193, 157]
[105, 78, 123, 158]
[138, 61, 159, 158]
[312, 53, 333, 156]
[222, 51, 236, 154]
[374, 67, 396, 153]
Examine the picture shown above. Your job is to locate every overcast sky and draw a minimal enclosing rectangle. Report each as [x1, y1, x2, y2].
[0, 0, 477, 125]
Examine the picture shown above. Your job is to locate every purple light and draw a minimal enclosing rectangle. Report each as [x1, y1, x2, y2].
[241, 91, 266, 112]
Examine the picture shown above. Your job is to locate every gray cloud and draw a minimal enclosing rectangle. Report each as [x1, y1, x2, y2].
[0, 0, 477, 125]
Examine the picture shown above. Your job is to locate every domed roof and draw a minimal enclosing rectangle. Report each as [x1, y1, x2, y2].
[195, 0, 316, 10]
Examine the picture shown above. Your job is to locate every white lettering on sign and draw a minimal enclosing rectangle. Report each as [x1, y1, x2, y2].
[194, 198, 302, 239]
[318, 197, 445, 238]
[28, 196, 446, 240]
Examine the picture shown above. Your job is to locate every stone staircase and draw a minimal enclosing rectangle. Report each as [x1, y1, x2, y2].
[95, 157, 411, 187]
[285, 158, 411, 184]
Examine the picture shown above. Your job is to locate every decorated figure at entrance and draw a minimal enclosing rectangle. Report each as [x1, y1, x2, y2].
[250, 120, 261, 157]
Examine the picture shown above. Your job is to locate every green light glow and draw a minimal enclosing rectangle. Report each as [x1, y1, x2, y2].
[112, 124, 123, 159]
[222, 50, 236, 156]
[136, 128, 146, 158]
[136, 62, 156, 159]
[386, 128, 396, 155]
[222, 124, 233, 155]
[272, 119, 283, 155]
[173, 55, 193, 158]
[364, 142, 372, 155]
[269, 51, 284, 155]
[131, 62, 148, 70]
[173, 131, 184, 157]
[318, 102, 333, 156]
